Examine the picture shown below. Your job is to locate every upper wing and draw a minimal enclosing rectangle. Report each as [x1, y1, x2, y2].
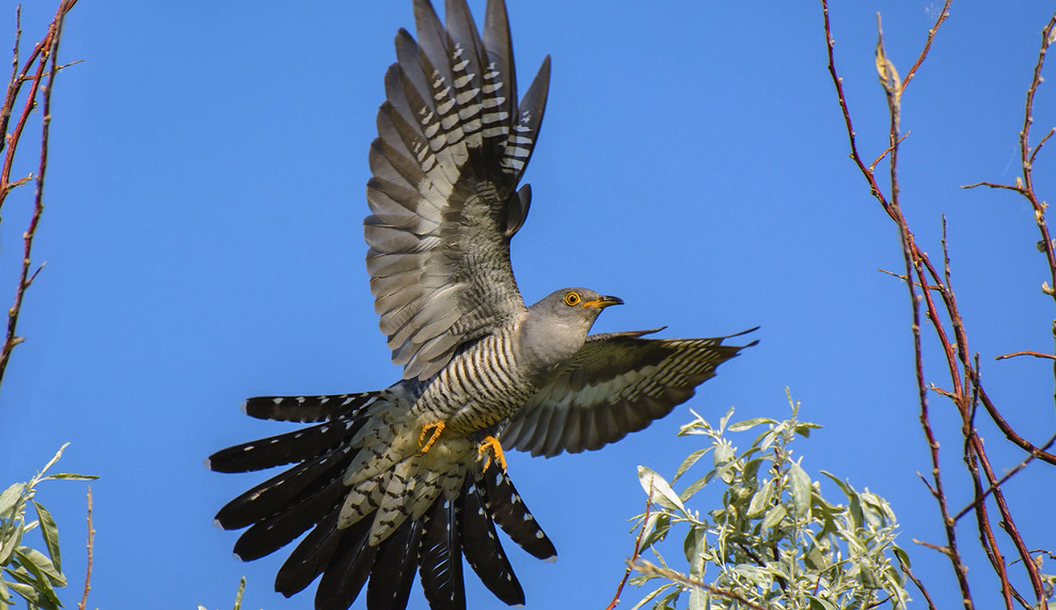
[365, 0, 551, 381]
[501, 328, 759, 457]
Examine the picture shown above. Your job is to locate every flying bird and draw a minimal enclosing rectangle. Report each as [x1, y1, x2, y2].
[209, 1, 757, 609]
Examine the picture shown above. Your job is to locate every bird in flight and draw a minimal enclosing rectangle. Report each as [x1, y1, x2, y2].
[209, 1, 757, 609]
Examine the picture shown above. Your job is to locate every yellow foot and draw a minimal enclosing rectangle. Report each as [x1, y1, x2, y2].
[418, 421, 445, 454]
[478, 435, 507, 473]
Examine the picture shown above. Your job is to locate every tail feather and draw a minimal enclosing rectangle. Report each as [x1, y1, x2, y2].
[315, 518, 380, 610]
[214, 388, 558, 610]
[418, 495, 466, 610]
[460, 477, 524, 605]
[232, 474, 348, 561]
[244, 392, 381, 423]
[216, 447, 354, 529]
[366, 517, 422, 610]
[208, 414, 366, 473]
[482, 467, 557, 560]
[275, 510, 347, 597]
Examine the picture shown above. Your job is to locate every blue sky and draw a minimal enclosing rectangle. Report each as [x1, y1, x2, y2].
[2, 1, 1055, 609]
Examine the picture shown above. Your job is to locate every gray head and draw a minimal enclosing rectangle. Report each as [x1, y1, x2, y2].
[520, 288, 623, 373]
[529, 287, 623, 330]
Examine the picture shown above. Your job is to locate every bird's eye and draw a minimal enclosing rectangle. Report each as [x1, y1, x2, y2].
[564, 291, 581, 306]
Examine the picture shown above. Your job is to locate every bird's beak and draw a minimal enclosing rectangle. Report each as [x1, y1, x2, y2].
[583, 295, 623, 309]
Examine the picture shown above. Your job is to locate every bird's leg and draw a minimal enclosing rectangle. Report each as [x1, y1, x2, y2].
[477, 435, 507, 473]
[418, 421, 445, 454]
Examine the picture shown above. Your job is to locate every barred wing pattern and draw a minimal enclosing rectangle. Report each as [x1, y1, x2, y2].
[501, 328, 760, 457]
[365, 0, 552, 381]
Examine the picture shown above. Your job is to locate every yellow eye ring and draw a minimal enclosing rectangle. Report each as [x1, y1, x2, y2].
[564, 291, 581, 306]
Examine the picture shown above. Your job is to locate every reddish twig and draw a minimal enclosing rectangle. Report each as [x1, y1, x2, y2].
[878, 12, 975, 609]
[897, 552, 939, 610]
[605, 478, 653, 610]
[954, 430, 1056, 522]
[78, 485, 94, 610]
[900, 1, 952, 93]
[0, 0, 78, 389]
[995, 350, 1056, 361]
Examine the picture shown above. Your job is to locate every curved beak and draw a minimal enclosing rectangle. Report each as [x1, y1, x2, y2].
[583, 295, 623, 309]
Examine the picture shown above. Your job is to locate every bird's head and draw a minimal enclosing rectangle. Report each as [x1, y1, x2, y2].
[521, 288, 623, 372]
[530, 287, 623, 334]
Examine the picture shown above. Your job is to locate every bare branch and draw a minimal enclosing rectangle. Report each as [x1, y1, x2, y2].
[0, 0, 78, 388]
[605, 477, 654, 610]
[78, 485, 94, 610]
[995, 350, 1056, 361]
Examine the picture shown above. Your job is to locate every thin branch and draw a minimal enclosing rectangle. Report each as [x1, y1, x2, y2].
[870, 130, 911, 171]
[1019, 12, 1056, 313]
[897, 553, 939, 610]
[974, 381, 1056, 465]
[0, 0, 77, 388]
[900, 0, 953, 93]
[1029, 127, 1055, 168]
[604, 478, 654, 610]
[995, 350, 1056, 361]
[629, 559, 770, 610]
[960, 181, 1026, 194]
[954, 430, 1056, 522]
[78, 485, 94, 610]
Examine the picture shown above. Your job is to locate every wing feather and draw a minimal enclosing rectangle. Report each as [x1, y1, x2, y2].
[366, 0, 551, 381]
[503, 329, 759, 457]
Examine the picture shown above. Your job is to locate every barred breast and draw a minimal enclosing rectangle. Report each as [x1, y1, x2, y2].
[410, 322, 544, 435]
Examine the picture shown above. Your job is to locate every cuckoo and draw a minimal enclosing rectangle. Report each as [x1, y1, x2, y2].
[209, 1, 757, 609]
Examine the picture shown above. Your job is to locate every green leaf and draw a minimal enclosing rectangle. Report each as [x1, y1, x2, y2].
[0, 521, 24, 566]
[679, 472, 714, 503]
[742, 457, 765, 484]
[657, 587, 682, 610]
[714, 439, 735, 464]
[672, 448, 711, 484]
[732, 563, 770, 586]
[793, 422, 823, 438]
[30, 502, 60, 573]
[808, 595, 838, 610]
[747, 479, 774, 518]
[892, 544, 911, 569]
[682, 524, 706, 568]
[627, 582, 674, 610]
[638, 466, 687, 514]
[234, 575, 246, 610]
[40, 474, 98, 482]
[789, 461, 811, 519]
[687, 586, 706, 610]
[0, 485, 24, 519]
[0, 578, 11, 608]
[639, 513, 671, 552]
[728, 417, 777, 432]
[4, 563, 61, 610]
[4, 579, 42, 607]
[15, 547, 65, 587]
[803, 537, 829, 571]
[760, 503, 787, 531]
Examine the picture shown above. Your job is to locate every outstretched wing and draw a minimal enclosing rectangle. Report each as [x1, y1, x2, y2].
[501, 328, 759, 457]
[365, 0, 551, 381]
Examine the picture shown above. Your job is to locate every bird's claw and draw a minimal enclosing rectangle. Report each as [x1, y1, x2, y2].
[419, 421, 445, 453]
[478, 435, 507, 473]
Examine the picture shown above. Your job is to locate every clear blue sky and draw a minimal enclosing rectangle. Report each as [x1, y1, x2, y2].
[2, 1, 1054, 609]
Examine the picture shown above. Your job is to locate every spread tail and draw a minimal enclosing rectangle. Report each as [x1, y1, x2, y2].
[209, 390, 556, 610]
